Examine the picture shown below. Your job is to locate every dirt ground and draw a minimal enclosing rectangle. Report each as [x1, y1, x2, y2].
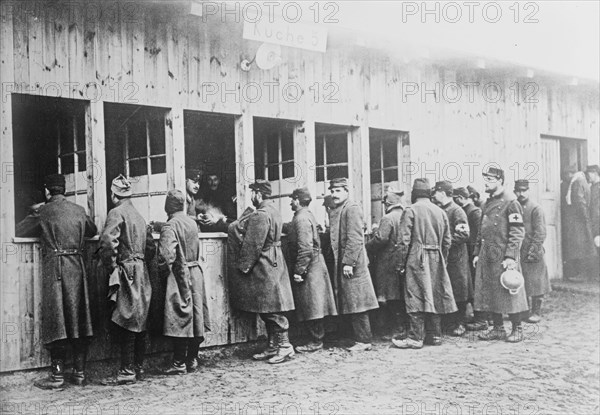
[1, 289, 599, 415]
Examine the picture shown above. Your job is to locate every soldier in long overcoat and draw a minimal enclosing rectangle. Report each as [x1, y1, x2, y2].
[392, 178, 456, 349]
[228, 180, 295, 364]
[453, 187, 487, 331]
[17, 174, 97, 389]
[99, 175, 155, 384]
[585, 165, 600, 279]
[327, 178, 379, 351]
[283, 187, 337, 352]
[158, 189, 211, 374]
[433, 181, 472, 336]
[563, 166, 595, 280]
[473, 167, 528, 343]
[365, 189, 407, 338]
[513, 180, 551, 324]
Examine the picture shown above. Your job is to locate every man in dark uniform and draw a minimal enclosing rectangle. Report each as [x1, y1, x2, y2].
[514, 180, 551, 323]
[585, 165, 600, 279]
[158, 189, 210, 374]
[328, 178, 379, 352]
[473, 166, 528, 343]
[365, 188, 408, 339]
[392, 178, 456, 349]
[185, 168, 203, 227]
[17, 174, 97, 389]
[197, 171, 237, 232]
[284, 187, 337, 352]
[563, 166, 595, 281]
[433, 181, 471, 337]
[454, 187, 487, 331]
[99, 175, 155, 384]
[228, 180, 295, 364]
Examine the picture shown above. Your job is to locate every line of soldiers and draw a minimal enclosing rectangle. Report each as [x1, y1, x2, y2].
[18, 161, 590, 388]
[18, 174, 211, 388]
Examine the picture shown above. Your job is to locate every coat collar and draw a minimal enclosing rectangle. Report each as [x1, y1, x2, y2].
[48, 194, 66, 203]
[385, 203, 404, 213]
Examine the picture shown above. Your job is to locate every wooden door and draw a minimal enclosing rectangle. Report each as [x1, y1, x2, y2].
[540, 137, 562, 279]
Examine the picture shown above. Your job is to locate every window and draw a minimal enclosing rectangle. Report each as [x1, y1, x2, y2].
[11, 95, 90, 225]
[104, 104, 168, 221]
[315, 128, 349, 184]
[254, 120, 295, 182]
[369, 129, 408, 224]
[370, 134, 399, 185]
[125, 109, 166, 178]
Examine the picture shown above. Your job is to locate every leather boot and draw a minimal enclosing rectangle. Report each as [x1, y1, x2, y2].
[525, 297, 542, 324]
[268, 331, 295, 364]
[507, 322, 524, 343]
[34, 359, 65, 390]
[478, 326, 507, 341]
[252, 330, 277, 361]
[70, 343, 87, 385]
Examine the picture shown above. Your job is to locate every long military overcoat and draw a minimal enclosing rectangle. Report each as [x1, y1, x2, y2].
[463, 203, 482, 280]
[283, 207, 337, 321]
[158, 211, 210, 338]
[473, 190, 528, 314]
[441, 201, 473, 303]
[328, 200, 379, 315]
[519, 198, 551, 297]
[398, 198, 457, 314]
[365, 204, 404, 302]
[228, 201, 294, 313]
[99, 199, 155, 332]
[589, 181, 600, 241]
[16, 195, 97, 345]
[564, 174, 595, 260]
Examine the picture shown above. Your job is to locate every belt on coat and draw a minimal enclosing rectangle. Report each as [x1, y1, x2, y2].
[185, 260, 200, 268]
[418, 244, 440, 269]
[262, 240, 282, 267]
[47, 248, 84, 280]
[117, 253, 145, 264]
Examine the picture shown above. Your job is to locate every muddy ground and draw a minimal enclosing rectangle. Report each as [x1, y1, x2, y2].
[1, 289, 599, 415]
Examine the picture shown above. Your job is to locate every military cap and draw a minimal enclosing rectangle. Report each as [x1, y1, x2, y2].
[434, 180, 453, 194]
[186, 168, 202, 183]
[585, 165, 600, 175]
[514, 179, 530, 191]
[467, 185, 480, 197]
[111, 174, 133, 197]
[249, 179, 272, 197]
[291, 187, 312, 204]
[453, 187, 470, 198]
[411, 178, 431, 199]
[482, 166, 504, 180]
[165, 189, 185, 214]
[328, 177, 349, 190]
[43, 173, 65, 188]
[383, 187, 404, 204]
[322, 195, 335, 209]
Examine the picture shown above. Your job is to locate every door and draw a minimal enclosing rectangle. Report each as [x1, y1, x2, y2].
[540, 137, 562, 279]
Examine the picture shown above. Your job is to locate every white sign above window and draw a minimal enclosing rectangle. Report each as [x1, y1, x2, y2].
[243, 20, 327, 53]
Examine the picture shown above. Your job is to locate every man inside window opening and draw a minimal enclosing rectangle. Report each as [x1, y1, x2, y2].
[197, 170, 237, 233]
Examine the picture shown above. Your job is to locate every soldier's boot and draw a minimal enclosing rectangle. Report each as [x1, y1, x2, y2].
[525, 297, 543, 324]
[34, 359, 65, 390]
[164, 338, 188, 375]
[116, 366, 137, 384]
[133, 363, 145, 381]
[186, 337, 203, 373]
[466, 311, 489, 331]
[506, 318, 524, 343]
[268, 331, 295, 364]
[252, 330, 278, 361]
[133, 331, 147, 380]
[478, 326, 507, 341]
[70, 343, 87, 386]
